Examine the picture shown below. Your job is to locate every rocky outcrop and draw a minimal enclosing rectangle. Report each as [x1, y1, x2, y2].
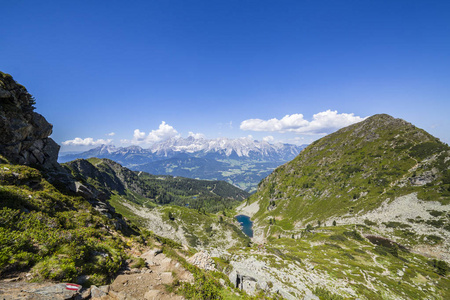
[0, 72, 59, 170]
[63, 158, 141, 197]
[187, 250, 216, 271]
[0, 72, 124, 224]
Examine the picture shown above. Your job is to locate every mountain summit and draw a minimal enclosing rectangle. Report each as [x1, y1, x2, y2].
[240, 114, 450, 258]
[248, 113, 449, 223]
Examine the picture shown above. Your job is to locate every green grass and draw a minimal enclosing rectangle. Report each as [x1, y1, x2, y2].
[0, 163, 128, 285]
[248, 115, 450, 229]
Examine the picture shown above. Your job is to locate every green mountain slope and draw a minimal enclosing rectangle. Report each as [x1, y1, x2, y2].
[0, 155, 131, 284]
[247, 114, 450, 227]
[63, 158, 249, 213]
[230, 114, 450, 299]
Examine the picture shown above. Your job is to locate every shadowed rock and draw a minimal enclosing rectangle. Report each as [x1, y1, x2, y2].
[0, 72, 60, 170]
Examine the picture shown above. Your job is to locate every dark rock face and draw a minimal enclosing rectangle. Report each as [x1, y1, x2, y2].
[0, 72, 128, 227]
[0, 72, 60, 169]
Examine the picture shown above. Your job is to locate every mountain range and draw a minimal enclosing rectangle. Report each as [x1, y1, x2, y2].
[59, 137, 306, 192]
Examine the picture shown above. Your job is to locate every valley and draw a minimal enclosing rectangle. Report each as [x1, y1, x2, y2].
[1, 72, 449, 299]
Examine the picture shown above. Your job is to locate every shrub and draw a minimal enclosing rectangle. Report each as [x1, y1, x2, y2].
[384, 221, 411, 229]
[179, 272, 223, 299]
[329, 235, 347, 242]
[425, 234, 443, 245]
[409, 142, 447, 159]
[428, 259, 449, 276]
[343, 252, 355, 260]
[314, 287, 344, 300]
[325, 243, 341, 249]
[426, 219, 445, 228]
[130, 257, 146, 269]
[33, 256, 77, 281]
[343, 230, 364, 241]
[364, 219, 377, 226]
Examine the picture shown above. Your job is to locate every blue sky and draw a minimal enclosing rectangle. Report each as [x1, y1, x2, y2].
[1, 1, 449, 151]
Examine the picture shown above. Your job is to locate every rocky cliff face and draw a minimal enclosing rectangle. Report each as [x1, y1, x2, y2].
[0, 72, 59, 169]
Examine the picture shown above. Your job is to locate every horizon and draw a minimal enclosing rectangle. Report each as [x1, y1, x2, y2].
[58, 134, 310, 154]
[1, 1, 449, 152]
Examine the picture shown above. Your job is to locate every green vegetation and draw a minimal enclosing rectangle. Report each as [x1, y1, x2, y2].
[246, 114, 450, 229]
[108, 194, 250, 249]
[228, 224, 450, 299]
[63, 158, 248, 214]
[314, 287, 344, 300]
[428, 259, 449, 277]
[0, 156, 256, 298]
[0, 161, 128, 284]
[409, 141, 448, 159]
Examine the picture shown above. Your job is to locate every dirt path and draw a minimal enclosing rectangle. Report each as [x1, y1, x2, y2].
[0, 247, 193, 300]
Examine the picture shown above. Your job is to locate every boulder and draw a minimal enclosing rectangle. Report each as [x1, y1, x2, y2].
[91, 285, 109, 298]
[144, 289, 161, 300]
[23, 283, 82, 299]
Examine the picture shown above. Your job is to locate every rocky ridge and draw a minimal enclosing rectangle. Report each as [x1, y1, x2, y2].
[0, 72, 59, 170]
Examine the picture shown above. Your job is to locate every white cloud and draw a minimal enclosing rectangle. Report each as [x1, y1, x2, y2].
[240, 110, 366, 135]
[62, 137, 113, 146]
[107, 132, 116, 136]
[188, 132, 206, 139]
[263, 135, 274, 143]
[131, 121, 180, 144]
[147, 121, 179, 143]
[133, 129, 146, 141]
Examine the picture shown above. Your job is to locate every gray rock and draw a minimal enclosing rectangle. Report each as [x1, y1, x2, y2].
[91, 285, 108, 298]
[144, 290, 161, 300]
[24, 283, 82, 299]
[0, 73, 63, 172]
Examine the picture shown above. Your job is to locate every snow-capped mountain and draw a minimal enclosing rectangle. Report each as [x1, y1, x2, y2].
[60, 137, 305, 163]
[58, 137, 307, 192]
[149, 136, 304, 160]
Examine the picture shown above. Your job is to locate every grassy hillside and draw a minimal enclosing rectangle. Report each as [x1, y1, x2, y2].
[109, 194, 251, 249]
[248, 114, 450, 228]
[0, 155, 263, 299]
[228, 114, 450, 298]
[225, 223, 450, 299]
[0, 155, 131, 284]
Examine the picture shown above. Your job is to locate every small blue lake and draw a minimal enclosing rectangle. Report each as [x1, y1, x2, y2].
[235, 215, 253, 238]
